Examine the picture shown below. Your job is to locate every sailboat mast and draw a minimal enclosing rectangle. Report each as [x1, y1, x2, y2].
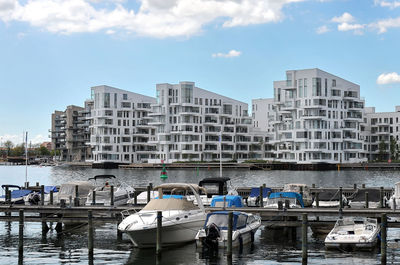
[25, 131, 28, 183]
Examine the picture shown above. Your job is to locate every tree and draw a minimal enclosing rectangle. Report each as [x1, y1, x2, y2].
[37, 146, 50, 156]
[378, 140, 387, 161]
[390, 137, 398, 160]
[4, 140, 13, 156]
[10, 144, 25, 157]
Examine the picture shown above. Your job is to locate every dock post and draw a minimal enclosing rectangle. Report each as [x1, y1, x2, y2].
[339, 187, 343, 209]
[50, 190, 53, 205]
[380, 187, 384, 208]
[117, 214, 123, 241]
[362, 183, 366, 188]
[18, 209, 24, 264]
[393, 198, 397, 211]
[41, 213, 49, 237]
[302, 213, 308, 265]
[110, 185, 114, 206]
[259, 186, 263, 207]
[88, 210, 94, 258]
[92, 191, 96, 205]
[227, 211, 233, 256]
[156, 211, 162, 256]
[353, 184, 357, 190]
[223, 196, 226, 210]
[36, 182, 39, 187]
[5, 186, 9, 204]
[74, 185, 79, 206]
[365, 192, 369, 208]
[300, 186, 304, 197]
[278, 201, 283, 210]
[312, 183, 315, 188]
[316, 193, 319, 208]
[147, 185, 151, 203]
[134, 191, 137, 205]
[284, 200, 290, 209]
[381, 213, 387, 265]
[40, 185, 45, 206]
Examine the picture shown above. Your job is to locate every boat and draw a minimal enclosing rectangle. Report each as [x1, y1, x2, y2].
[0, 185, 32, 204]
[283, 183, 312, 206]
[387, 182, 400, 209]
[195, 211, 261, 249]
[264, 192, 304, 208]
[118, 183, 207, 248]
[51, 181, 95, 205]
[312, 189, 347, 208]
[85, 175, 135, 206]
[210, 195, 243, 208]
[187, 177, 233, 206]
[24, 186, 58, 205]
[325, 217, 380, 249]
[246, 187, 272, 207]
[348, 188, 386, 209]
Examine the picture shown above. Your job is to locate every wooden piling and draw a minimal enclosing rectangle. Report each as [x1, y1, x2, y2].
[259, 186, 263, 207]
[302, 213, 308, 265]
[393, 198, 397, 211]
[134, 191, 138, 205]
[5, 186, 9, 204]
[362, 183, 366, 188]
[40, 185, 45, 206]
[36, 182, 39, 187]
[18, 210, 24, 257]
[110, 186, 114, 206]
[315, 193, 319, 208]
[156, 211, 162, 256]
[339, 187, 343, 209]
[380, 187, 384, 208]
[147, 185, 151, 203]
[285, 200, 290, 209]
[381, 213, 387, 265]
[353, 184, 357, 189]
[227, 211, 233, 256]
[74, 185, 79, 206]
[88, 210, 94, 257]
[49, 190, 53, 205]
[117, 214, 122, 241]
[300, 186, 304, 197]
[278, 201, 283, 210]
[365, 192, 369, 208]
[312, 183, 315, 188]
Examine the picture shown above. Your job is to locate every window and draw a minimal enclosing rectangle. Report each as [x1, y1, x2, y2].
[286, 72, 293, 87]
[332, 79, 336, 87]
[312, 78, 321, 96]
[103, 93, 110, 108]
[298, 79, 303, 98]
[304, 79, 308, 97]
[181, 84, 193, 103]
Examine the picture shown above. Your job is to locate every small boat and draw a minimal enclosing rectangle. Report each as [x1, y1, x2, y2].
[283, 183, 313, 206]
[0, 185, 32, 204]
[52, 181, 95, 205]
[118, 183, 207, 248]
[264, 192, 304, 208]
[246, 187, 272, 207]
[195, 211, 261, 249]
[187, 177, 234, 206]
[387, 182, 400, 209]
[348, 189, 386, 209]
[312, 190, 347, 208]
[85, 175, 134, 206]
[210, 195, 243, 208]
[325, 217, 380, 249]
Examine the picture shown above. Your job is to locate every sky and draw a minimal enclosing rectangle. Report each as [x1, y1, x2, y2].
[1, 0, 400, 145]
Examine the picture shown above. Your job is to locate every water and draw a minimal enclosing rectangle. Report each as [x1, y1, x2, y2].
[1, 165, 400, 265]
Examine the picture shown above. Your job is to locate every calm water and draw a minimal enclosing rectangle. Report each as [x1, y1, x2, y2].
[1, 165, 400, 265]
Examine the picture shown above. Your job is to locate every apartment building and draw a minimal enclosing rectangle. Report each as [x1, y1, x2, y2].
[270, 68, 365, 164]
[252, 98, 274, 133]
[88, 85, 157, 166]
[361, 106, 400, 161]
[148, 81, 272, 163]
[50, 105, 90, 161]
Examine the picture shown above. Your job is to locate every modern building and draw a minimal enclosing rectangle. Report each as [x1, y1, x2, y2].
[252, 98, 274, 133]
[147, 81, 272, 163]
[88, 85, 157, 166]
[361, 106, 400, 161]
[269, 68, 365, 164]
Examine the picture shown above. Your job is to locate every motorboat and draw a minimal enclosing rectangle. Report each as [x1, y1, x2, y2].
[210, 195, 243, 208]
[195, 211, 261, 249]
[325, 217, 380, 249]
[387, 182, 400, 209]
[52, 181, 95, 205]
[348, 188, 386, 209]
[24, 186, 58, 205]
[187, 177, 234, 206]
[0, 185, 32, 204]
[85, 175, 135, 206]
[264, 192, 304, 208]
[118, 183, 207, 248]
[127, 190, 159, 205]
[283, 183, 312, 206]
[312, 189, 347, 208]
[246, 187, 272, 207]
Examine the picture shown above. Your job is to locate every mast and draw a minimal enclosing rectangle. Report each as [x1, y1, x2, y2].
[25, 131, 28, 183]
[219, 129, 222, 178]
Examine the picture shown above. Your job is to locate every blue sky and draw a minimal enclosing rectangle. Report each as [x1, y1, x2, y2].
[1, 0, 400, 144]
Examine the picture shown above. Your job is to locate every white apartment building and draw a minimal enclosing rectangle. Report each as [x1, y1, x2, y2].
[252, 98, 274, 132]
[361, 106, 400, 161]
[88, 85, 157, 166]
[270, 68, 365, 164]
[148, 81, 271, 163]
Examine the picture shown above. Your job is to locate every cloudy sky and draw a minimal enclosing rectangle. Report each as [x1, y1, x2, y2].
[1, 0, 400, 144]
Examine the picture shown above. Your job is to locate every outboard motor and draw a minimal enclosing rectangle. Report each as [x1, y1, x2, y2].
[203, 223, 220, 249]
[28, 192, 40, 205]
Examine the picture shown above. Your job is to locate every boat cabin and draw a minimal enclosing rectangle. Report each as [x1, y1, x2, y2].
[199, 177, 231, 197]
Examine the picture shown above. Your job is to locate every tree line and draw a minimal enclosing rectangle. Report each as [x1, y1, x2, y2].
[0, 140, 59, 157]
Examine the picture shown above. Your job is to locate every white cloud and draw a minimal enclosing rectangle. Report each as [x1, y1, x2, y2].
[331, 12, 354, 23]
[370, 17, 400, 33]
[0, 0, 305, 38]
[375, 0, 400, 9]
[0, 133, 48, 145]
[316, 25, 329, 34]
[212, 49, 241, 58]
[377, 72, 400, 85]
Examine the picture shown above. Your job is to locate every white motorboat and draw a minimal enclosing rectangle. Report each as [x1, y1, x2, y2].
[283, 183, 313, 206]
[195, 211, 261, 249]
[246, 187, 272, 207]
[0, 185, 33, 204]
[118, 183, 207, 248]
[388, 182, 400, 209]
[264, 192, 305, 208]
[312, 190, 347, 208]
[187, 177, 234, 206]
[52, 181, 95, 205]
[348, 189, 386, 209]
[85, 175, 134, 206]
[325, 217, 380, 249]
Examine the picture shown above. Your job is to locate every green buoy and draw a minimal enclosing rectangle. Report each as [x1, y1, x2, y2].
[160, 161, 168, 180]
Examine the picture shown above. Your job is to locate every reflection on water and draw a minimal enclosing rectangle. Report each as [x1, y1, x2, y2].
[1, 165, 400, 264]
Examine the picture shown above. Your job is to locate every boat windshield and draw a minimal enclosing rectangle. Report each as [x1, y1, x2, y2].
[206, 214, 229, 228]
[142, 198, 199, 211]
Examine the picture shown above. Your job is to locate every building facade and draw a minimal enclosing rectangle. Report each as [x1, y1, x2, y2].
[270, 68, 365, 164]
[252, 98, 274, 133]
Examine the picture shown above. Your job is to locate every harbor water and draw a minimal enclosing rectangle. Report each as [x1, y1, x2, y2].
[1, 165, 400, 264]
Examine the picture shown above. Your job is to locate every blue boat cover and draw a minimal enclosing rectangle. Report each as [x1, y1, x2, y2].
[204, 211, 248, 230]
[249, 187, 272, 198]
[44, 186, 58, 194]
[0, 189, 32, 199]
[155, 195, 184, 200]
[269, 192, 305, 208]
[211, 195, 243, 207]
